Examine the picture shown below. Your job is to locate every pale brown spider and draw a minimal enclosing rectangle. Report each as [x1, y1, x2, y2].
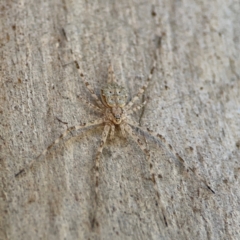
[15, 61, 157, 195]
[15, 55, 214, 227]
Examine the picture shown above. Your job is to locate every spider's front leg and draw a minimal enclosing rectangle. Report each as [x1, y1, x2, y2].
[125, 59, 156, 111]
[107, 65, 117, 84]
[74, 60, 104, 108]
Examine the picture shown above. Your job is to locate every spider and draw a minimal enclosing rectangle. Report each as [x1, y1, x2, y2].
[15, 59, 158, 197]
[15, 55, 214, 227]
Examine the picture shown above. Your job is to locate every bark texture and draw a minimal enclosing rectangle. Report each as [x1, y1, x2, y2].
[1, 0, 240, 239]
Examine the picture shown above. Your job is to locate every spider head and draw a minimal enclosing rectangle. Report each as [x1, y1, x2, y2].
[101, 83, 128, 107]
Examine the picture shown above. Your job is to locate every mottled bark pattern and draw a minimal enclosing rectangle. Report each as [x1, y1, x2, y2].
[1, 0, 239, 240]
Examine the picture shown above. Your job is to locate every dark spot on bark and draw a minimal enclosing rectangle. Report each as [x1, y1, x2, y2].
[150, 67, 154, 75]
[144, 149, 150, 154]
[207, 185, 215, 194]
[15, 169, 25, 177]
[47, 144, 53, 150]
[157, 134, 165, 142]
[151, 6, 156, 17]
[176, 153, 184, 163]
[152, 174, 156, 183]
[70, 126, 76, 131]
[75, 61, 80, 69]
[91, 218, 99, 229]
[95, 178, 99, 187]
[163, 215, 168, 227]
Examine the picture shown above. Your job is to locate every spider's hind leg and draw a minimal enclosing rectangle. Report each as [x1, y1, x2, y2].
[15, 118, 104, 178]
[123, 122, 168, 227]
[94, 124, 111, 201]
[127, 121, 215, 194]
[90, 124, 111, 229]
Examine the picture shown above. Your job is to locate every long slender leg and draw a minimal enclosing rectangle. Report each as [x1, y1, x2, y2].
[123, 123, 168, 227]
[77, 96, 102, 113]
[120, 124, 126, 137]
[126, 121, 215, 194]
[74, 60, 104, 108]
[15, 118, 104, 177]
[107, 65, 116, 83]
[126, 59, 156, 110]
[90, 124, 110, 229]
[127, 100, 147, 115]
[94, 124, 111, 201]
[109, 124, 115, 139]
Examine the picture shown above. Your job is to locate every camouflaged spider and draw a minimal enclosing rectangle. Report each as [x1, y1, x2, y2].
[15, 56, 214, 225]
[15, 59, 158, 197]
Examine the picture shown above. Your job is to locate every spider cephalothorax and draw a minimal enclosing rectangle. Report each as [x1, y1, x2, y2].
[101, 83, 128, 107]
[101, 83, 128, 125]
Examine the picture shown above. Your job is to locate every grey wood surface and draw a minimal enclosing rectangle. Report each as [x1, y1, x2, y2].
[1, 0, 240, 239]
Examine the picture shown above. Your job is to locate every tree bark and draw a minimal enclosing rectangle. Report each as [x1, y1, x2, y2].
[1, 0, 239, 239]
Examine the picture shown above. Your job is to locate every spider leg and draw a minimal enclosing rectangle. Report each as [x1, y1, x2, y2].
[107, 64, 116, 83]
[127, 121, 215, 194]
[127, 100, 147, 115]
[15, 118, 104, 178]
[126, 59, 156, 110]
[77, 96, 102, 113]
[74, 60, 104, 108]
[90, 124, 111, 229]
[123, 123, 168, 226]
[94, 124, 111, 201]
[120, 124, 126, 137]
[109, 124, 115, 139]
